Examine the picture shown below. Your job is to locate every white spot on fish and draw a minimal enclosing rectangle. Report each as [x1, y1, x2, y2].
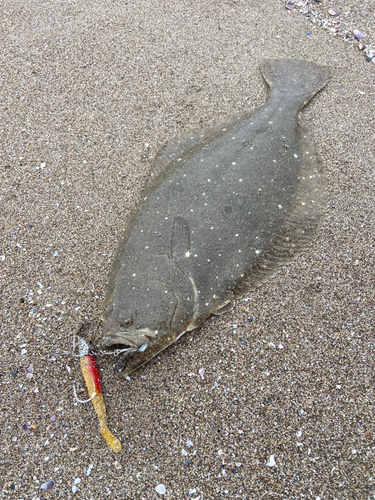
[278, 205, 283, 209]
[294, 154, 298, 158]
[232, 162, 236, 165]
[255, 250, 261, 254]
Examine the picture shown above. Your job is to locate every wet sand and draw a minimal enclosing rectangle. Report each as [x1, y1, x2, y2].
[1, 0, 374, 498]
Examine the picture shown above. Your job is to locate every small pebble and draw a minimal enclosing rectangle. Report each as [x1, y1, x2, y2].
[155, 484, 166, 495]
[74, 478, 81, 485]
[307, 31, 312, 35]
[266, 454, 276, 467]
[186, 439, 193, 448]
[72, 485, 77, 494]
[239, 338, 247, 346]
[40, 480, 55, 491]
[353, 30, 364, 39]
[185, 460, 191, 466]
[198, 367, 205, 380]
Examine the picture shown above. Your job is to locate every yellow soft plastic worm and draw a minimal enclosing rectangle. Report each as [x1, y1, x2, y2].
[79, 346, 122, 453]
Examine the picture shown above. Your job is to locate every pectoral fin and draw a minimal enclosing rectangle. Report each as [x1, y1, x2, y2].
[171, 216, 191, 260]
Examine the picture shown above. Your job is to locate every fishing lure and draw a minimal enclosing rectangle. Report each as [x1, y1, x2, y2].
[78, 338, 122, 453]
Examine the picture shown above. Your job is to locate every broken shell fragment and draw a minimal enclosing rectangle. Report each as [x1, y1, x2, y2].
[353, 30, 364, 40]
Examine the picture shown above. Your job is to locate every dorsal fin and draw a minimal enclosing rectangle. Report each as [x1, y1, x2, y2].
[232, 124, 326, 297]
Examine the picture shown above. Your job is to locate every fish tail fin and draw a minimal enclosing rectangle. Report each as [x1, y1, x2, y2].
[260, 58, 331, 107]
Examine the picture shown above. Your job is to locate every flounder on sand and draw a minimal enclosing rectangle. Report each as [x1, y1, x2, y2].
[99, 58, 331, 377]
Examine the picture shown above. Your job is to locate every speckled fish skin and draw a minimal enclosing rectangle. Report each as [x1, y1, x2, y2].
[100, 59, 331, 377]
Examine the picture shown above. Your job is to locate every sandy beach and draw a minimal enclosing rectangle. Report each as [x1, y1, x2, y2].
[1, 0, 374, 498]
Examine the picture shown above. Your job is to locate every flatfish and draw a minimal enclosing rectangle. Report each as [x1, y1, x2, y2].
[99, 58, 331, 377]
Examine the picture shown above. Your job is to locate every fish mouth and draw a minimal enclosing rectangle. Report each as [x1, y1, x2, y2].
[102, 327, 157, 350]
[101, 327, 158, 374]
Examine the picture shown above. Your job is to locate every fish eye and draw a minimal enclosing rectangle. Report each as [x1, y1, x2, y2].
[119, 317, 132, 327]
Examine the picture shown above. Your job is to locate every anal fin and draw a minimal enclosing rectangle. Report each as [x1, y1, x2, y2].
[234, 127, 326, 297]
[212, 302, 233, 316]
